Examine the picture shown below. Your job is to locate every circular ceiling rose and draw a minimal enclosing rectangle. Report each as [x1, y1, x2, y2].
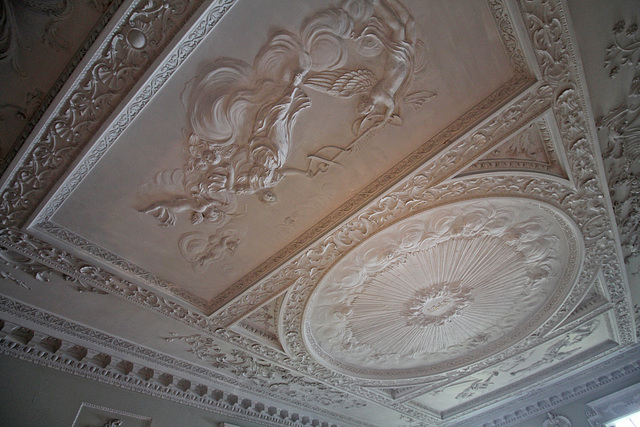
[303, 198, 581, 380]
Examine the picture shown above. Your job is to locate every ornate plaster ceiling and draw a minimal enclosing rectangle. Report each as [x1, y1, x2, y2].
[0, 0, 638, 426]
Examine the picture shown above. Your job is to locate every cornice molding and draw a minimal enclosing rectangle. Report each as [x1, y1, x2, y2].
[0, 297, 371, 427]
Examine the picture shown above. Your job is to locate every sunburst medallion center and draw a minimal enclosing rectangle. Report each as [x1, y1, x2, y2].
[404, 283, 473, 327]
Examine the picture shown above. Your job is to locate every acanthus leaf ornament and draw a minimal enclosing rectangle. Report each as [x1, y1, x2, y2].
[605, 20, 640, 78]
[0, 235, 107, 294]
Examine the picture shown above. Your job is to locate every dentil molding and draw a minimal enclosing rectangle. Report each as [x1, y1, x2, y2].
[0, 296, 368, 427]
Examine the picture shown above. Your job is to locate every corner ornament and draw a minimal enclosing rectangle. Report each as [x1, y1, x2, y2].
[137, 0, 433, 269]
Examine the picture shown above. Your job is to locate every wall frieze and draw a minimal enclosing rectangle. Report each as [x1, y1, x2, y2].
[597, 20, 640, 274]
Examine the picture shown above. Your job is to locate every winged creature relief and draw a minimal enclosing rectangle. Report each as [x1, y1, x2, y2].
[454, 371, 500, 400]
[137, 0, 432, 269]
[430, 370, 500, 400]
[178, 230, 240, 272]
[509, 319, 600, 376]
[428, 320, 598, 402]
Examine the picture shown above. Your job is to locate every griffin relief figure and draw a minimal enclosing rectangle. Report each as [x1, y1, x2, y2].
[137, 0, 433, 269]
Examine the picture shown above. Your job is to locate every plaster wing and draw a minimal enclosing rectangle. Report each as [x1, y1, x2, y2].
[0, 0, 637, 426]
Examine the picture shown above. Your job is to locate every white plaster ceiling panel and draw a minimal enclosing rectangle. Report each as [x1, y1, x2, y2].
[0, 0, 637, 426]
[29, 0, 528, 314]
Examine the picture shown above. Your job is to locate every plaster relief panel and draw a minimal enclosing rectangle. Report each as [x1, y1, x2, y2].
[411, 312, 617, 415]
[32, 0, 528, 314]
[303, 198, 582, 380]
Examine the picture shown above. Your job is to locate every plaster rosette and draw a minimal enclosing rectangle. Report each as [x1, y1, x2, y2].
[303, 198, 582, 381]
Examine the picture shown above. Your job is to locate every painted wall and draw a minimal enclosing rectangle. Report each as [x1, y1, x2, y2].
[0, 354, 258, 427]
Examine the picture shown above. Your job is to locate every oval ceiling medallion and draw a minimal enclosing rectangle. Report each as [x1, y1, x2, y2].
[303, 198, 582, 380]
